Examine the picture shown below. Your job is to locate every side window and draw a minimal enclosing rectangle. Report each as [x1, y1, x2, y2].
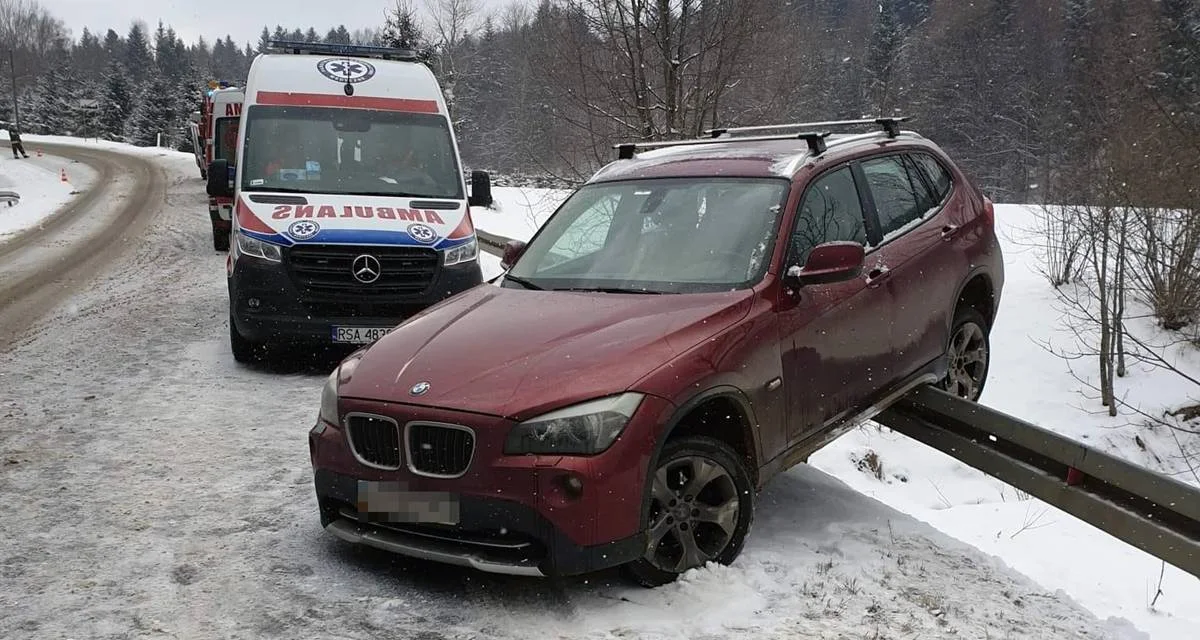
[790, 166, 868, 265]
[861, 155, 935, 238]
[911, 152, 952, 203]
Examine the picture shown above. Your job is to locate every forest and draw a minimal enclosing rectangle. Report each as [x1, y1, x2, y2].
[0, 0, 1196, 208]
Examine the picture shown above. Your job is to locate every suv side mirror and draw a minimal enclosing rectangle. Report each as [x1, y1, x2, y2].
[501, 240, 526, 270]
[468, 170, 493, 208]
[207, 159, 233, 198]
[787, 241, 865, 287]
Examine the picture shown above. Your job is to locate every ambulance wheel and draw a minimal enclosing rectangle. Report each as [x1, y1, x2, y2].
[213, 224, 229, 252]
[230, 312, 260, 364]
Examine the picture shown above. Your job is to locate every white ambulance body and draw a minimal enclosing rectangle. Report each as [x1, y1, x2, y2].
[206, 41, 490, 361]
[206, 86, 244, 251]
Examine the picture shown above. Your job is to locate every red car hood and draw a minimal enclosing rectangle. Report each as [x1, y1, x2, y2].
[340, 284, 753, 419]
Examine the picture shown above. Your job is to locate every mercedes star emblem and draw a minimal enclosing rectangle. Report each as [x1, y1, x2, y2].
[410, 381, 431, 396]
[351, 254, 381, 284]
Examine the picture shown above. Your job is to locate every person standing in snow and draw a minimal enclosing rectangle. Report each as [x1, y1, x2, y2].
[9, 129, 29, 159]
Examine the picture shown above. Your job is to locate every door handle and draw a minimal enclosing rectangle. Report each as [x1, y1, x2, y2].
[865, 265, 891, 287]
[941, 224, 960, 240]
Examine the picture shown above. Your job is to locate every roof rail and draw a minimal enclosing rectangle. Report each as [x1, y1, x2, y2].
[707, 117, 911, 140]
[266, 40, 420, 62]
[615, 131, 832, 160]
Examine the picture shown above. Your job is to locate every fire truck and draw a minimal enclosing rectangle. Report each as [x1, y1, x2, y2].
[189, 81, 245, 251]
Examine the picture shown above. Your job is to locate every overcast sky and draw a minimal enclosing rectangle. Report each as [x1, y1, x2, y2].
[51, 0, 423, 47]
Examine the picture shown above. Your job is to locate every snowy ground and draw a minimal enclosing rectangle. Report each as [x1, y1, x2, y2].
[0, 138, 1186, 639]
[0, 132, 98, 242]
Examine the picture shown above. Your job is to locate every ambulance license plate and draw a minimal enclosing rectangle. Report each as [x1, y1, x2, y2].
[331, 326, 393, 344]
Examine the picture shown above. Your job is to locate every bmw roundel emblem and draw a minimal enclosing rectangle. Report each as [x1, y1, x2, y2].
[317, 58, 376, 84]
[288, 220, 320, 241]
[407, 223, 438, 245]
[410, 381, 431, 396]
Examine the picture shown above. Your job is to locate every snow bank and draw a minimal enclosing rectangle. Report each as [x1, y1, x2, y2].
[472, 186, 568, 241]
[0, 132, 98, 242]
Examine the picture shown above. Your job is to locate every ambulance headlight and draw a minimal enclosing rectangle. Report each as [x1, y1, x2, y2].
[235, 232, 282, 262]
[444, 237, 478, 266]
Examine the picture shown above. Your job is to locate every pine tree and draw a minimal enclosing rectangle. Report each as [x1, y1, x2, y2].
[257, 27, 272, 53]
[102, 29, 124, 63]
[304, 27, 320, 43]
[382, 0, 433, 64]
[98, 61, 134, 141]
[124, 74, 178, 146]
[23, 58, 78, 135]
[326, 25, 352, 44]
[125, 23, 155, 87]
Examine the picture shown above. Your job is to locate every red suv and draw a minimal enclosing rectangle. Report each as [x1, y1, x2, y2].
[308, 119, 1003, 586]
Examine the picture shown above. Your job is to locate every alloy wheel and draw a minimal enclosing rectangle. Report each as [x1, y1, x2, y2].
[643, 455, 740, 573]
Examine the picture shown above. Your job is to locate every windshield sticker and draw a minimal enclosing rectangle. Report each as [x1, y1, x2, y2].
[407, 223, 439, 244]
[249, 179, 265, 186]
[317, 58, 376, 84]
[287, 220, 320, 241]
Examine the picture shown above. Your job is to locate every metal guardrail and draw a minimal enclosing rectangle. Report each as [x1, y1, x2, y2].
[0, 190, 19, 207]
[877, 385, 1200, 579]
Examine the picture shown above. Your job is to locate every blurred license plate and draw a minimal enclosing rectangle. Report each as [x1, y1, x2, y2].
[356, 481, 460, 525]
[332, 326, 393, 344]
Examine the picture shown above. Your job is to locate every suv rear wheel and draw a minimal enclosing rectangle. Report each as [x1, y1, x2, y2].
[940, 306, 990, 401]
[624, 436, 754, 587]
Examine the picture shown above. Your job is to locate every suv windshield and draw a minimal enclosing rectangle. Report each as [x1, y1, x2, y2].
[239, 105, 462, 199]
[506, 178, 787, 294]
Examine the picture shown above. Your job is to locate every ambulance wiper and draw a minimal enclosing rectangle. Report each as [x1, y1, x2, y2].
[355, 190, 441, 199]
[244, 186, 310, 194]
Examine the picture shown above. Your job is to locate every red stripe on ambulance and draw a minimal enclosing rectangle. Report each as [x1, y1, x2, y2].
[255, 91, 440, 113]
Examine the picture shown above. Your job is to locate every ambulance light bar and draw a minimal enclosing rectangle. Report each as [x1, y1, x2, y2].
[268, 40, 420, 62]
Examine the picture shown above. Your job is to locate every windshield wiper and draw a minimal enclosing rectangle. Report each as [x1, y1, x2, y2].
[557, 287, 667, 295]
[503, 274, 543, 290]
[242, 186, 311, 194]
[352, 190, 450, 199]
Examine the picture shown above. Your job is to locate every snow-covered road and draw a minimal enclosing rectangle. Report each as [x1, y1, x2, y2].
[0, 142, 1142, 639]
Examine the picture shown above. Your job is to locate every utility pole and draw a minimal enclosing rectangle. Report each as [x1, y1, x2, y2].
[7, 49, 19, 133]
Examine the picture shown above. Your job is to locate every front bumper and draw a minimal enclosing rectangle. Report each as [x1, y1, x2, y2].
[229, 253, 482, 343]
[309, 396, 674, 577]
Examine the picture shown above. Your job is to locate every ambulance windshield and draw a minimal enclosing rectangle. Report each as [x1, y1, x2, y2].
[239, 106, 463, 199]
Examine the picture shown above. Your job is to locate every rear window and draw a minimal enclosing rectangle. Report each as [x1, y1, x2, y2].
[214, 117, 239, 163]
[911, 152, 953, 202]
[239, 105, 463, 199]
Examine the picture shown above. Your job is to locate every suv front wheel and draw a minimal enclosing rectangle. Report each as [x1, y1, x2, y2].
[624, 436, 755, 587]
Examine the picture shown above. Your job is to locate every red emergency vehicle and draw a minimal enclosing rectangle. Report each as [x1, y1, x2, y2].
[190, 81, 244, 251]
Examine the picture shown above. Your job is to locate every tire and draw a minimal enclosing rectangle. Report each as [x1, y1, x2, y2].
[939, 306, 991, 401]
[229, 311, 259, 364]
[213, 224, 229, 252]
[623, 436, 755, 588]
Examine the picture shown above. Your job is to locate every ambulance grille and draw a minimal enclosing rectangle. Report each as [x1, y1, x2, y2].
[285, 245, 440, 316]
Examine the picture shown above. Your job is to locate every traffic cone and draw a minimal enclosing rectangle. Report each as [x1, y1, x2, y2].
[60, 168, 68, 183]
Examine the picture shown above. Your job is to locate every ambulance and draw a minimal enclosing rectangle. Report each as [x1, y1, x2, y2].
[205, 41, 491, 362]
[196, 83, 245, 251]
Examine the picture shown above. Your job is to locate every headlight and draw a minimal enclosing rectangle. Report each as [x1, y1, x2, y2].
[504, 393, 643, 455]
[444, 237, 478, 266]
[235, 232, 282, 262]
[319, 369, 339, 426]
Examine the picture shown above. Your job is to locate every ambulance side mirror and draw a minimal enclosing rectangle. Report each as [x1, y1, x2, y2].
[207, 159, 233, 198]
[468, 170, 493, 208]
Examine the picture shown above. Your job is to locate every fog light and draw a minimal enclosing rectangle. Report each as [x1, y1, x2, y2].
[248, 298, 261, 309]
[562, 473, 584, 498]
